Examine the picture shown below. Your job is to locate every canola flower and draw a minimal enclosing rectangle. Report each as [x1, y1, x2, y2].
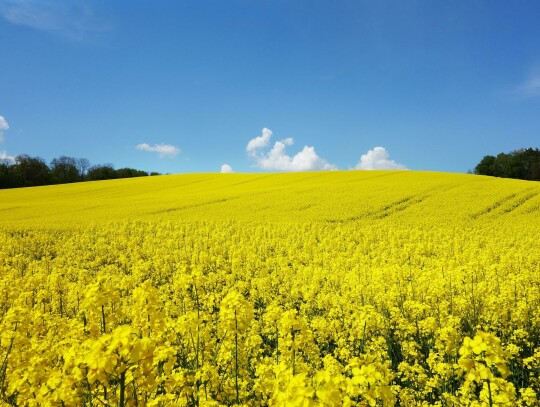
[0, 171, 539, 405]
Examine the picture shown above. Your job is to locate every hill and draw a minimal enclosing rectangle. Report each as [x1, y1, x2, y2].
[0, 170, 538, 228]
[1, 170, 539, 405]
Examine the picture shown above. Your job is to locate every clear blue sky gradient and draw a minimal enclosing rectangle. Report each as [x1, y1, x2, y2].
[1, 1, 540, 174]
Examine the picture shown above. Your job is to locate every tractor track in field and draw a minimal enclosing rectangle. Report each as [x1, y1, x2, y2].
[0, 206, 22, 212]
[149, 197, 237, 215]
[500, 191, 538, 215]
[373, 194, 429, 219]
[470, 193, 519, 219]
[326, 194, 430, 223]
[470, 189, 538, 219]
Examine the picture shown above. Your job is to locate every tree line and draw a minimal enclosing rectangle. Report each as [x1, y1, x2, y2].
[473, 147, 540, 181]
[0, 155, 160, 189]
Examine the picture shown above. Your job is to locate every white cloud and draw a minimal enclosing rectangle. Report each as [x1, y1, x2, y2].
[515, 73, 540, 98]
[0, 151, 15, 164]
[0, 0, 112, 40]
[355, 147, 407, 170]
[136, 143, 180, 158]
[246, 128, 336, 172]
[0, 116, 8, 131]
[220, 164, 234, 173]
[282, 137, 293, 145]
[0, 115, 9, 143]
[246, 128, 272, 156]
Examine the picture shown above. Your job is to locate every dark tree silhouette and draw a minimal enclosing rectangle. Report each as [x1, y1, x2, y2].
[0, 163, 16, 189]
[115, 168, 149, 178]
[50, 156, 80, 184]
[12, 155, 51, 187]
[86, 164, 117, 181]
[474, 148, 540, 181]
[0, 154, 158, 189]
[76, 158, 91, 178]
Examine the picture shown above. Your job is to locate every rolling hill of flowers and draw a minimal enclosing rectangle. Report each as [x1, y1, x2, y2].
[0, 171, 539, 406]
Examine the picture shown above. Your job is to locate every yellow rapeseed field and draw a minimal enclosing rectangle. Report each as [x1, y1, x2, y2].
[0, 170, 539, 406]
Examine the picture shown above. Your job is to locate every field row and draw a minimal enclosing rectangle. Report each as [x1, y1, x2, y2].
[1, 172, 539, 228]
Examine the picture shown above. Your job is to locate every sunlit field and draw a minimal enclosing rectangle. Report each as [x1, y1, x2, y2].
[1, 171, 539, 406]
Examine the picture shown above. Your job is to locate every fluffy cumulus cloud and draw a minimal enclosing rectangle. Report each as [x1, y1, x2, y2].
[0, 115, 8, 143]
[136, 143, 180, 158]
[355, 147, 407, 170]
[246, 128, 336, 172]
[246, 127, 273, 156]
[220, 164, 234, 173]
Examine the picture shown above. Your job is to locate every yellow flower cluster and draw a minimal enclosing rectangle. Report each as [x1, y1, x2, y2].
[0, 171, 539, 405]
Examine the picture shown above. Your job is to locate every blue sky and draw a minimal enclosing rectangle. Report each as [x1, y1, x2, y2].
[1, 1, 540, 174]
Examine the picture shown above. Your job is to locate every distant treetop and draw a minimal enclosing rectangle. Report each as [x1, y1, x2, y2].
[0, 154, 159, 189]
[474, 148, 540, 181]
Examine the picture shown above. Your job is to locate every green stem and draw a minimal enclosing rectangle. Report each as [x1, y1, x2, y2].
[0, 337, 14, 397]
[235, 310, 239, 405]
[59, 291, 63, 317]
[276, 323, 279, 364]
[292, 328, 296, 376]
[86, 378, 93, 407]
[119, 370, 126, 407]
[195, 285, 200, 406]
[487, 379, 493, 407]
[101, 305, 106, 334]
